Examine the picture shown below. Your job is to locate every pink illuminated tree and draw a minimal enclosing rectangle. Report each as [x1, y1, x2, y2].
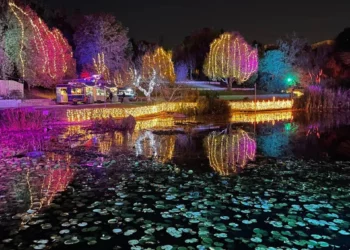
[7, 2, 76, 87]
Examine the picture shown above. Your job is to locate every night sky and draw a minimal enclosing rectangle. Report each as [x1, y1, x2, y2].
[47, 0, 349, 48]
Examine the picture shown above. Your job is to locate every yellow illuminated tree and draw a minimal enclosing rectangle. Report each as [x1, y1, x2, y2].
[141, 47, 176, 84]
[204, 32, 258, 89]
[93, 52, 110, 80]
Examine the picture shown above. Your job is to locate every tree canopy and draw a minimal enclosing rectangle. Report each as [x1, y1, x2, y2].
[204, 32, 258, 89]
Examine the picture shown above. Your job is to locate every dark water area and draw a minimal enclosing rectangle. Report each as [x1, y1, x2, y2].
[1, 111, 350, 249]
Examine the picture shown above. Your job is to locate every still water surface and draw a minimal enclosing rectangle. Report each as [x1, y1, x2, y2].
[0, 111, 350, 249]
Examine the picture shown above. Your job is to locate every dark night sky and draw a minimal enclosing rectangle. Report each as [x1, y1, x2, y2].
[47, 0, 349, 48]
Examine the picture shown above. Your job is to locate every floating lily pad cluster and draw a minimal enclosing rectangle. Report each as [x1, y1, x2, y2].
[1, 154, 350, 250]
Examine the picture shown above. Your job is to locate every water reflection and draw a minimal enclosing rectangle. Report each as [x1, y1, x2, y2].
[257, 123, 297, 158]
[0, 154, 73, 224]
[135, 131, 176, 163]
[205, 129, 256, 175]
[230, 110, 293, 124]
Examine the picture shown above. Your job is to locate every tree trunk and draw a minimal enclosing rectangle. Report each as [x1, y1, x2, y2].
[227, 78, 232, 91]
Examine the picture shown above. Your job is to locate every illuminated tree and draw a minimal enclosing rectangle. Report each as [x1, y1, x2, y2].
[74, 14, 129, 74]
[259, 50, 293, 92]
[141, 47, 176, 84]
[93, 52, 110, 79]
[204, 32, 258, 89]
[113, 64, 134, 87]
[0, 49, 14, 79]
[7, 2, 75, 87]
[277, 34, 312, 86]
[132, 69, 156, 102]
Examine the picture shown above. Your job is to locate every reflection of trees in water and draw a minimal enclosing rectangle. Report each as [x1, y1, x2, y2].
[205, 129, 256, 175]
[135, 131, 176, 163]
[256, 123, 297, 158]
[3, 161, 74, 224]
[294, 112, 350, 131]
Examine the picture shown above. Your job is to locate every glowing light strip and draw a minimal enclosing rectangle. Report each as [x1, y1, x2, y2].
[53, 30, 67, 73]
[67, 102, 198, 122]
[9, 2, 25, 78]
[229, 98, 293, 111]
[230, 111, 293, 124]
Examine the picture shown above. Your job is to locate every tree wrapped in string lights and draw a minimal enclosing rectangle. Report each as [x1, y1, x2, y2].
[7, 1, 75, 87]
[204, 32, 258, 89]
[93, 52, 110, 80]
[132, 69, 156, 102]
[141, 47, 176, 84]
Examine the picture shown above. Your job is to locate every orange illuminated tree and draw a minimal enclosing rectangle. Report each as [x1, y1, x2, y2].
[204, 32, 258, 89]
[141, 47, 176, 84]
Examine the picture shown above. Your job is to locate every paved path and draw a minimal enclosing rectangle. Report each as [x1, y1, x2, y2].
[178, 81, 225, 90]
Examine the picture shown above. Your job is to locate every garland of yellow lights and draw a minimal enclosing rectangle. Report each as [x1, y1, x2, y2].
[205, 130, 256, 175]
[142, 47, 176, 83]
[230, 111, 293, 124]
[93, 52, 110, 80]
[8, 1, 73, 80]
[66, 102, 198, 122]
[229, 98, 293, 111]
[205, 32, 258, 83]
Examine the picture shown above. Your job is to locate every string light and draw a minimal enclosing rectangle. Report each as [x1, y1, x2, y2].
[135, 131, 175, 163]
[229, 97, 293, 111]
[22, 167, 73, 224]
[8, 1, 73, 81]
[205, 130, 256, 175]
[67, 102, 198, 122]
[230, 111, 293, 124]
[142, 47, 176, 83]
[204, 32, 258, 83]
[9, 2, 25, 78]
[93, 52, 110, 80]
[133, 69, 156, 101]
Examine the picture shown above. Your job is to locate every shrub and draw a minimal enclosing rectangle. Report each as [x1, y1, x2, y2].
[90, 115, 136, 134]
[296, 85, 350, 110]
[0, 108, 52, 131]
[196, 96, 230, 115]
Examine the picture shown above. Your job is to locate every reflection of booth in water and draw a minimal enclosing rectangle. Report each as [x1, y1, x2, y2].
[56, 82, 107, 104]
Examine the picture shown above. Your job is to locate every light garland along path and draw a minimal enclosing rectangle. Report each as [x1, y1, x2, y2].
[66, 102, 198, 122]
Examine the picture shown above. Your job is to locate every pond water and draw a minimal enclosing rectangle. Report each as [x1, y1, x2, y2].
[0, 111, 350, 250]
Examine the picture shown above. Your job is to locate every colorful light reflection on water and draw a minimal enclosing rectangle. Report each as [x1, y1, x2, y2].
[205, 129, 256, 175]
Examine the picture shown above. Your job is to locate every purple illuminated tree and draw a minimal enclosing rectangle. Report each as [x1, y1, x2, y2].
[73, 14, 129, 74]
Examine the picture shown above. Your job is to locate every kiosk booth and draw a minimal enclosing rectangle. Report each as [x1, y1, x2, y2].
[56, 81, 107, 104]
